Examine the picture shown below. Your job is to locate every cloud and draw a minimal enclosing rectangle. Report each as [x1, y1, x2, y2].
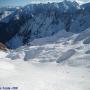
[0, 0, 89, 7]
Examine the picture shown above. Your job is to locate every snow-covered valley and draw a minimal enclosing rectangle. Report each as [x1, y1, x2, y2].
[0, 28, 90, 90]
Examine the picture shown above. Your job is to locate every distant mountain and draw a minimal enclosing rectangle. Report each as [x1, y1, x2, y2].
[0, 1, 90, 48]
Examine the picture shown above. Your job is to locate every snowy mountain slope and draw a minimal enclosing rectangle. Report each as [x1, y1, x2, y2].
[0, 60, 89, 90]
[0, 1, 90, 90]
[0, 1, 90, 48]
[0, 7, 21, 22]
[0, 28, 90, 90]
[2, 28, 90, 66]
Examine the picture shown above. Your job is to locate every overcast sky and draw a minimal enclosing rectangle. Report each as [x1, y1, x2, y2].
[0, 0, 89, 7]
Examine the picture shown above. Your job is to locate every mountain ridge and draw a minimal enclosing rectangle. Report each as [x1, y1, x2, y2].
[0, 0, 90, 48]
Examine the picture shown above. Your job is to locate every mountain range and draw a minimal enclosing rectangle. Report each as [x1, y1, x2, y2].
[0, 0, 90, 48]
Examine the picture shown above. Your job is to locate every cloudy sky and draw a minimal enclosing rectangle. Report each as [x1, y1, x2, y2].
[0, 0, 89, 7]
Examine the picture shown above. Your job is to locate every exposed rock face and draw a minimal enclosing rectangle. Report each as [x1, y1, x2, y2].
[0, 42, 7, 51]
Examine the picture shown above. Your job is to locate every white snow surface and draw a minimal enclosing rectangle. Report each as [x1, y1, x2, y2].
[0, 29, 90, 90]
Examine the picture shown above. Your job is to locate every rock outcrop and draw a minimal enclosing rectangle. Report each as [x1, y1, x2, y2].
[0, 42, 7, 51]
